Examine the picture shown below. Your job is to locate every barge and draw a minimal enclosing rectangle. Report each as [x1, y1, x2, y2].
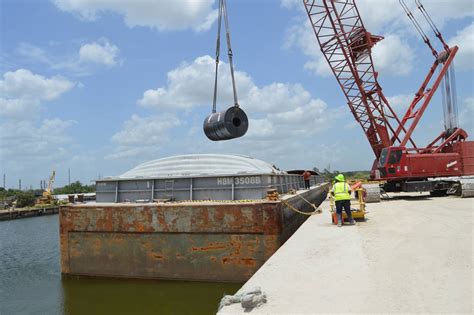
[60, 155, 329, 282]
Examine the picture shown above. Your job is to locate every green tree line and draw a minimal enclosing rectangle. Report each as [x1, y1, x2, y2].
[313, 168, 371, 182]
[53, 181, 95, 194]
[0, 181, 95, 208]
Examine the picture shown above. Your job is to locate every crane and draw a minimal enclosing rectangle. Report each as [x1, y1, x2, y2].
[36, 170, 56, 205]
[303, 0, 474, 196]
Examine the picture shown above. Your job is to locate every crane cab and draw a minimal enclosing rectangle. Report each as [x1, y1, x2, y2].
[376, 146, 464, 180]
[377, 147, 406, 179]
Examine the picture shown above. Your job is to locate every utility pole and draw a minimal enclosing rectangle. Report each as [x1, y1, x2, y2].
[19, 179, 21, 190]
[68, 168, 71, 185]
[3, 174, 5, 189]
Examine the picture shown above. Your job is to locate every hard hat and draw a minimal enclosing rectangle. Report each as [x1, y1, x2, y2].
[335, 174, 345, 182]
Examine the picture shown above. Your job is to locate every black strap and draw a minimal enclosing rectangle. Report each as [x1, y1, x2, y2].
[211, 0, 239, 114]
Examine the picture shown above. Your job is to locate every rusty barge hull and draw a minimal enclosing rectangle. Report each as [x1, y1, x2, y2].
[60, 183, 329, 282]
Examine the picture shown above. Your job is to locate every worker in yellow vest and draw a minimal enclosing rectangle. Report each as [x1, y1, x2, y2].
[331, 174, 355, 227]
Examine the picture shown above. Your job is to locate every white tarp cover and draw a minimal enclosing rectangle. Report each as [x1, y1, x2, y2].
[112, 154, 285, 179]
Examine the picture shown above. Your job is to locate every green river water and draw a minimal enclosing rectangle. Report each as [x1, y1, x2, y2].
[0, 215, 241, 315]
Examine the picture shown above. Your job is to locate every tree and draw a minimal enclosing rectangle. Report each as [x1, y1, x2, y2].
[16, 191, 36, 208]
[54, 181, 95, 194]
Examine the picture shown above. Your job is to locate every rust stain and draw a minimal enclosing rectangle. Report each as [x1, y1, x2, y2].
[239, 258, 256, 267]
[134, 222, 146, 232]
[151, 253, 164, 261]
[156, 208, 168, 232]
[191, 245, 227, 251]
[214, 207, 225, 222]
[221, 257, 234, 265]
[95, 208, 113, 231]
[221, 257, 256, 267]
[197, 208, 210, 227]
[58, 197, 319, 281]
[94, 238, 102, 254]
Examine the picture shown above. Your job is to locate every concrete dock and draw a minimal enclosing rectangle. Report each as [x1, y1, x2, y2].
[0, 206, 60, 221]
[218, 193, 473, 314]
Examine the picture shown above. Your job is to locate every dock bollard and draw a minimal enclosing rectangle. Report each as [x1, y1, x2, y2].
[68, 195, 75, 203]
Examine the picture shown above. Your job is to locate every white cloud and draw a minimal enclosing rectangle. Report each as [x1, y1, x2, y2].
[283, 0, 473, 77]
[372, 35, 414, 75]
[16, 43, 49, 64]
[0, 98, 39, 119]
[113, 55, 344, 160]
[79, 38, 120, 66]
[107, 114, 181, 159]
[138, 55, 254, 110]
[53, 0, 217, 32]
[136, 55, 337, 122]
[300, 0, 474, 34]
[0, 69, 76, 166]
[280, 0, 303, 10]
[393, 0, 474, 30]
[449, 22, 474, 71]
[0, 118, 76, 158]
[460, 97, 474, 132]
[284, 22, 413, 76]
[0, 69, 74, 119]
[245, 82, 312, 113]
[16, 39, 121, 75]
[0, 69, 74, 101]
[284, 21, 332, 76]
[386, 94, 414, 111]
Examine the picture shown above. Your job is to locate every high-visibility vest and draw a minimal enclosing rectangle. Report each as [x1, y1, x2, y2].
[332, 182, 351, 201]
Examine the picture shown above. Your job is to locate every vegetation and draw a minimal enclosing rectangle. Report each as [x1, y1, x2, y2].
[15, 191, 37, 208]
[313, 167, 371, 182]
[53, 181, 95, 195]
[0, 181, 95, 208]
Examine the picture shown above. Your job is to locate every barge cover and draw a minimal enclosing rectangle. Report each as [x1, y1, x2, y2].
[96, 154, 324, 202]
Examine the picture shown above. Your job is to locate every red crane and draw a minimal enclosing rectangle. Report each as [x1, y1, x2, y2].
[303, 0, 474, 196]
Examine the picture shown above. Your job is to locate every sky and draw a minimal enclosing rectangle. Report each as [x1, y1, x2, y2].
[0, 0, 473, 189]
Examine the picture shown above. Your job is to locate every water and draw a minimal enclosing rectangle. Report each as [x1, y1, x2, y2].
[0, 215, 241, 315]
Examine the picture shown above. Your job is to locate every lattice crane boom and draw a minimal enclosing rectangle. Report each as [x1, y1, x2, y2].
[303, 0, 415, 159]
[303, 0, 474, 188]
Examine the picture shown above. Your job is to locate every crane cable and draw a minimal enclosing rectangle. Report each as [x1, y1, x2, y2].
[399, 0, 438, 58]
[212, 0, 239, 114]
[415, 0, 450, 52]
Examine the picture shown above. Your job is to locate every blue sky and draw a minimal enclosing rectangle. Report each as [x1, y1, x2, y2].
[0, 0, 473, 189]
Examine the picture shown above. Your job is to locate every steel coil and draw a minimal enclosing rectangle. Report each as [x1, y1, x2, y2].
[203, 106, 248, 141]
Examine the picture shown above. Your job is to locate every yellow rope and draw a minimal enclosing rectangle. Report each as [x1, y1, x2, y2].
[280, 198, 321, 215]
[295, 193, 318, 210]
[161, 190, 321, 216]
[272, 191, 321, 216]
[164, 199, 264, 204]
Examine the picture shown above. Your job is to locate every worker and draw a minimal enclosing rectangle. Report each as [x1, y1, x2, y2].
[331, 174, 355, 227]
[302, 170, 312, 189]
